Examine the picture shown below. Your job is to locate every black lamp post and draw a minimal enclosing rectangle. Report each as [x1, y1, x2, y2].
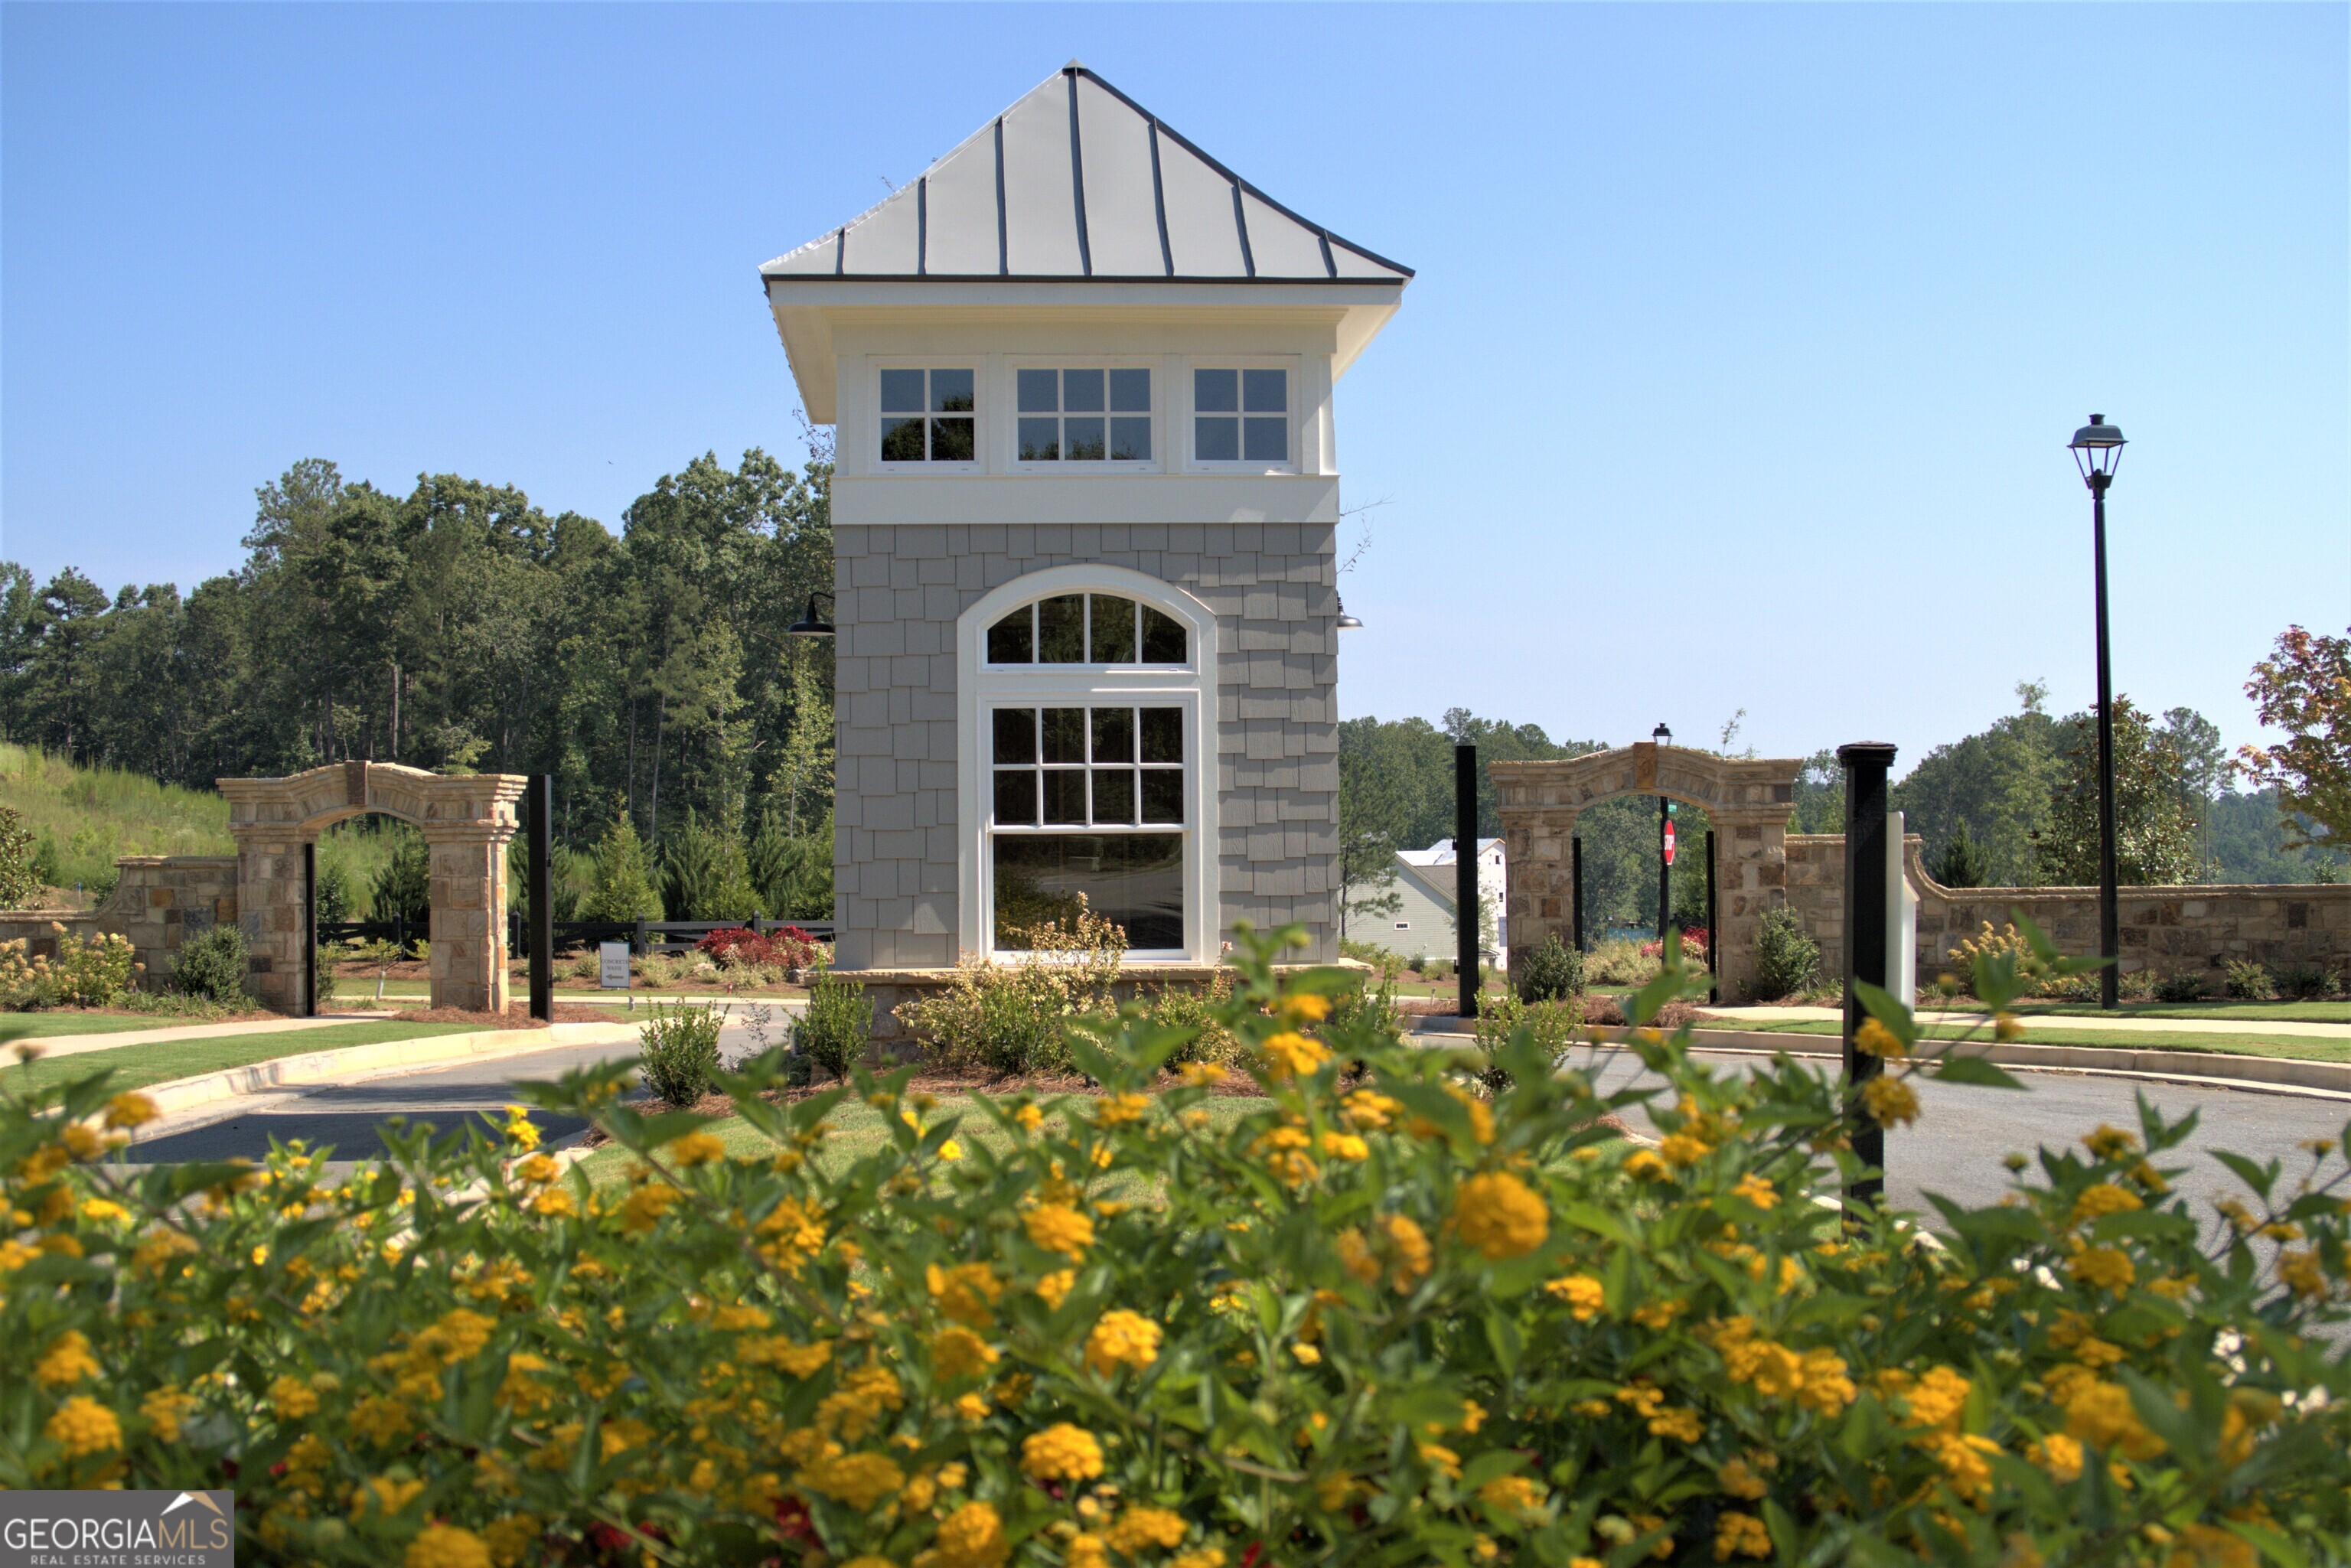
[1652, 722, 1673, 940]
[787, 591, 836, 638]
[2069, 415, 2126, 1010]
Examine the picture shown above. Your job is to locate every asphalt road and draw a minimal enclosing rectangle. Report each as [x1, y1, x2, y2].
[1603, 1048, 2350, 1236]
[129, 1035, 2350, 1237]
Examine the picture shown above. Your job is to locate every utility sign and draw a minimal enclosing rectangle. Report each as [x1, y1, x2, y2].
[1663, 822, 1677, 865]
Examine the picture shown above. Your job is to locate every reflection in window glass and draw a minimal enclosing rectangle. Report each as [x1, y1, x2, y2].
[879, 369, 975, 461]
[1194, 367, 1286, 465]
[990, 706, 1182, 830]
[994, 833, 1183, 950]
[986, 595, 1187, 666]
[1037, 596, 1086, 663]
[1016, 367, 1150, 462]
[1090, 596, 1136, 663]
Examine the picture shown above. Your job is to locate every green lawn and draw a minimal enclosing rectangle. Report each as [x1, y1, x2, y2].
[4, 1020, 504, 1097]
[1696, 1016, 2351, 1063]
[578, 1094, 1264, 1191]
[2005, 999, 2351, 1024]
[0, 1012, 259, 1038]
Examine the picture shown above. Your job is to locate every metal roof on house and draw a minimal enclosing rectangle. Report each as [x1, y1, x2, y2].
[761, 64, 1412, 285]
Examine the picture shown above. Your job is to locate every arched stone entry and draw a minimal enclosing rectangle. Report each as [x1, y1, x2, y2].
[1492, 742, 1802, 1002]
[218, 762, 527, 1015]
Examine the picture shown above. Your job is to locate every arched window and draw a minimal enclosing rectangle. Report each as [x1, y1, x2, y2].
[958, 567, 1216, 961]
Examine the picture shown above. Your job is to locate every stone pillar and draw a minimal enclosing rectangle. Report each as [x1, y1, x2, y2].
[231, 830, 313, 1015]
[1709, 812, 1790, 1002]
[422, 825, 514, 1013]
[1504, 810, 1579, 972]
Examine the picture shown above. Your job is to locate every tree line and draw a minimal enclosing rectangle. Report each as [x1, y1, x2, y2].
[1, 445, 839, 919]
[1339, 673, 2347, 950]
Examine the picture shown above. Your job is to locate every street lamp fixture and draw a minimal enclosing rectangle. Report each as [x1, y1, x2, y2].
[1335, 597, 1363, 630]
[2067, 414, 2126, 1009]
[1652, 722, 1671, 745]
[787, 592, 836, 638]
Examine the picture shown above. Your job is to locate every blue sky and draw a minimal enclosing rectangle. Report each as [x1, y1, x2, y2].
[4, 3, 2343, 773]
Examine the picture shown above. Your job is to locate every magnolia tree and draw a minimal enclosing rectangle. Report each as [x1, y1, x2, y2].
[2, 927, 2347, 1566]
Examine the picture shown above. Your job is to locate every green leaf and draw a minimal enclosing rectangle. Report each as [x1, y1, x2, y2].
[2210, 1149, 2280, 1201]
[1852, 980, 1917, 1053]
[1932, 1055, 2026, 1090]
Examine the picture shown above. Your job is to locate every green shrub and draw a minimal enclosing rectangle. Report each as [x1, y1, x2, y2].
[2154, 970, 2208, 1003]
[637, 1002, 725, 1108]
[1751, 907, 1821, 1000]
[1584, 937, 1658, 988]
[2276, 960, 2343, 1002]
[1514, 932, 1583, 1003]
[896, 908, 1124, 1076]
[1323, 968, 1402, 1053]
[1469, 991, 1580, 1088]
[1140, 971, 1241, 1068]
[662, 810, 762, 923]
[9, 922, 2346, 1561]
[797, 972, 876, 1083]
[2225, 959, 2272, 1001]
[168, 922, 248, 1005]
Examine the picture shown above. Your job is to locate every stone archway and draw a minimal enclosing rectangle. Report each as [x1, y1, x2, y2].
[1491, 742, 1802, 1002]
[217, 761, 527, 1015]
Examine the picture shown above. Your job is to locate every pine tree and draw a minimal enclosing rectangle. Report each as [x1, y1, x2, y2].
[583, 805, 665, 922]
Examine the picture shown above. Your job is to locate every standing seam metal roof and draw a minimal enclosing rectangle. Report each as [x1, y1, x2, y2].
[761, 64, 1411, 285]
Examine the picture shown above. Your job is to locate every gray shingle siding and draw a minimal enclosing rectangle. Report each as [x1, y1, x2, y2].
[830, 521, 1339, 970]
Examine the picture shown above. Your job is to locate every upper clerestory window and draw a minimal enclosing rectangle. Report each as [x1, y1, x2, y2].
[879, 368, 975, 462]
[1193, 367, 1288, 465]
[1018, 367, 1152, 463]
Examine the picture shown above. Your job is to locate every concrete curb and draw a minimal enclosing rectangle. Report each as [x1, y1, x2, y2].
[1407, 1018, 2351, 1102]
[126, 1020, 647, 1140]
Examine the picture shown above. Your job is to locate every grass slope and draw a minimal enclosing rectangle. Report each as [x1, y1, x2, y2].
[8, 1020, 499, 1097]
[0, 742, 232, 898]
[0, 741, 407, 914]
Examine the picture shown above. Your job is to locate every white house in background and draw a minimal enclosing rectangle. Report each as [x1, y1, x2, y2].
[1376, 837, 1507, 968]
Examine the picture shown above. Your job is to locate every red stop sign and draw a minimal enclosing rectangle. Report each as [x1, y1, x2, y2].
[1663, 821, 1677, 865]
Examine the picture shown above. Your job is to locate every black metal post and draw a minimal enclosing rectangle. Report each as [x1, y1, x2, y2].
[529, 774, 553, 1022]
[302, 842, 318, 1018]
[2090, 471, 2120, 1009]
[1657, 796, 1671, 940]
[1706, 830, 1719, 1006]
[1570, 835, 1585, 954]
[1455, 743, 1479, 1019]
[1839, 742, 1897, 1209]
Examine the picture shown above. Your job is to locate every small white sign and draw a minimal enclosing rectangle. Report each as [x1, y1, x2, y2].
[598, 941, 631, 989]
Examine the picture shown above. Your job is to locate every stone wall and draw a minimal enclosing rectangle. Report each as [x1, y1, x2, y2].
[832, 522, 1339, 970]
[1785, 833, 2351, 988]
[0, 856, 239, 988]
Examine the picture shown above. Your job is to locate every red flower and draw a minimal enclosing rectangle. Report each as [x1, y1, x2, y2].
[773, 1496, 814, 1542]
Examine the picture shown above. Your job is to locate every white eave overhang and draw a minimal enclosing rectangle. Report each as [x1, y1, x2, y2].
[763, 278, 1403, 425]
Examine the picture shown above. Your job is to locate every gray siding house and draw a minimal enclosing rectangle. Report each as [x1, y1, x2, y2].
[761, 65, 1410, 973]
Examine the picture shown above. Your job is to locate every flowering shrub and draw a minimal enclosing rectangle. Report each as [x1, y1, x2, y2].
[1637, 931, 1707, 963]
[898, 906, 1129, 1075]
[1, 924, 142, 1009]
[699, 927, 823, 973]
[4, 926, 2349, 1565]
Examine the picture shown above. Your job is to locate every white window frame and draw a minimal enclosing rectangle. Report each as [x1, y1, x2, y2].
[957, 564, 1218, 963]
[872, 359, 984, 473]
[1185, 357, 1298, 475]
[1004, 360, 1162, 474]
